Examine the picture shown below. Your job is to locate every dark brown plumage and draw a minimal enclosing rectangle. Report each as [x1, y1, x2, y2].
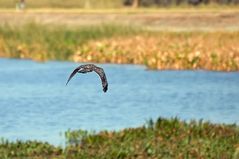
[66, 64, 108, 92]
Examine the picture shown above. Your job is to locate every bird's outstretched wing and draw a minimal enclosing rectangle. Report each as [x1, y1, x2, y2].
[66, 66, 80, 85]
[93, 66, 108, 92]
[66, 64, 108, 93]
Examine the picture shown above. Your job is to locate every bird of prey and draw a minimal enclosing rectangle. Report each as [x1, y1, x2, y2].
[66, 64, 108, 92]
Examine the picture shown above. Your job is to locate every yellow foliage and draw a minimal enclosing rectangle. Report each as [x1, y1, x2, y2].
[73, 33, 239, 71]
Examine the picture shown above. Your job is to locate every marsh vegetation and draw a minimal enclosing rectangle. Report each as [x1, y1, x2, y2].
[0, 23, 238, 71]
[0, 118, 239, 158]
[0, 23, 140, 61]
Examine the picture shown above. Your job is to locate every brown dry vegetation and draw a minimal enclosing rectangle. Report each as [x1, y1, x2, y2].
[73, 32, 239, 71]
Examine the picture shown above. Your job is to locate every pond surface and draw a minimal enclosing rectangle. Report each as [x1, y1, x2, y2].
[0, 58, 238, 146]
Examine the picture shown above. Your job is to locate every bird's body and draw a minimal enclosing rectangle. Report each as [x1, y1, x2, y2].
[66, 64, 108, 92]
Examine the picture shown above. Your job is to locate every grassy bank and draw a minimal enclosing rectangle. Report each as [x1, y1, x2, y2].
[0, 23, 239, 71]
[0, 23, 140, 61]
[0, 118, 239, 158]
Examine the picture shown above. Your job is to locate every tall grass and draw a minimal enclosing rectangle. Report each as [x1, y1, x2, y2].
[0, 23, 140, 61]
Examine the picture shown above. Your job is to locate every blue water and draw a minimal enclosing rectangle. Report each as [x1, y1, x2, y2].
[0, 58, 238, 146]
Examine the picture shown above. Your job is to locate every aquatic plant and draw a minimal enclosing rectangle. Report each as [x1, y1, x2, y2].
[0, 118, 238, 158]
[64, 117, 239, 158]
[0, 138, 62, 158]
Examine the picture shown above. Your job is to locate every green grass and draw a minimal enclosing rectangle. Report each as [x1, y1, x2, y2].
[0, 23, 141, 61]
[0, 117, 239, 158]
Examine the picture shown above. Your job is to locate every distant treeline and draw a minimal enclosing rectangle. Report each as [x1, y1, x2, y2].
[125, 0, 239, 6]
[0, 0, 238, 8]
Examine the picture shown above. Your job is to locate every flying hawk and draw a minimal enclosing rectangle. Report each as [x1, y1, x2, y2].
[66, 64, 108, 92]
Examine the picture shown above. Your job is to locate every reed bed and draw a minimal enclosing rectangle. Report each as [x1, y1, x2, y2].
[0, 118, 239, 158]
[74, 32, 239, 71]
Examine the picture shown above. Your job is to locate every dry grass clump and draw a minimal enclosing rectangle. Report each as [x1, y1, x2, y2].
[73, 32, 239, 71]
